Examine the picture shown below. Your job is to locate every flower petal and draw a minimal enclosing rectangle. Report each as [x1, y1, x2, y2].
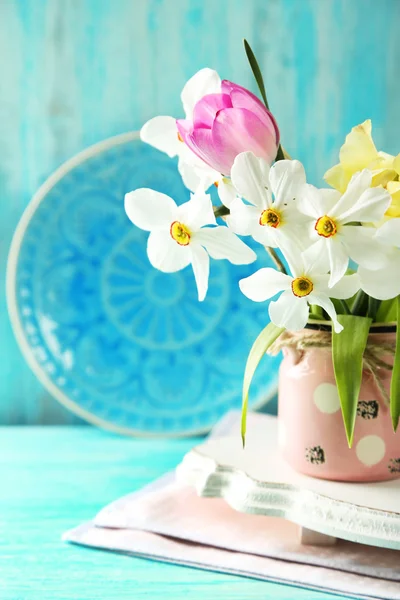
[221, 80, 280, 143]
[339, 226, 388, 269]
[308, 292, 343, 333]
[359, 253, 400, 300]
[192, 93, 232, 129]
[279, 239, 307, 278]
[194, 226, 257, 265]
[217, 178, 238, 208]
[226, 198, 260, 236]
[177, 125, 229, 175]
[313, 273, 360, 299]
[302, 238, 330, 275]
[147, 230, 191, 272]
[328, 169, 372, 219]
[239, 268, 291, 302]
[181, 68, 221, 117]
[178, 192, 216, 230]
[375, 218, 400, 247]
[230, 151, 271, 209]
[339, 120, 378, 168]
[212, 107, 279, 173]
[251, 223, 279, 248]
[177, 158, 205, 192]
[323, 163, 348, 193]
[269, 159, 307, 208]
[324, 120, 379, 192]
[326, 237, 349, 287]
[269, 290, 309, 331]
[394, 154, 400, 176]
[385, 182, 400, 218]
[336, 185, 391, 224]
[125, 189, 178, 231]
[371, 167, 397, 188]
[140, 116, 181, 158]
[178, 143, 221, 191]
[297, 184, 340, 218]
[190, 244, 210, 301]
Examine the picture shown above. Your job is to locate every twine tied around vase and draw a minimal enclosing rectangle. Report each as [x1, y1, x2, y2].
[268, 330, 396, 406]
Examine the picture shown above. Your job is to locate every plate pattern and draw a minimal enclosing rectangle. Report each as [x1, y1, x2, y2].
[9, 135, 281, 435]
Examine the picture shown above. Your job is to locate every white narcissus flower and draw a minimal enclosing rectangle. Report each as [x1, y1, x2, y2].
[239, 243, 360, 333]
[124, 189, 256, 301]
[297, 169, 391, 287]
[358, 218, 400, 300]
[140, 68, 237, 207]
[227, 153, 308, 248]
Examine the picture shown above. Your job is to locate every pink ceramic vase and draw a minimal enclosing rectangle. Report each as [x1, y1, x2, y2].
[278, 326, 400, 482]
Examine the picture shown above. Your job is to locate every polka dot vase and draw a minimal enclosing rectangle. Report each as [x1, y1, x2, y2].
[278, 326, 400, 482]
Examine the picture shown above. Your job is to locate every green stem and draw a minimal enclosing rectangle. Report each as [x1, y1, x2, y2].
[213, 205, 287, 274]
[367, 297, 381, 322]
[265, 247, 287, 274]
[338, 299, 351, 315]
[351, 290, 368, 316]
[213, 205, 230, 218]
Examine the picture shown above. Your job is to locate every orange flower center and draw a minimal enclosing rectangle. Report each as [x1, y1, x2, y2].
[315, 215, 337, 238]
[259, 208, 281, 228]
[170, 221, 191, 246]
[291, 276, 314, 298]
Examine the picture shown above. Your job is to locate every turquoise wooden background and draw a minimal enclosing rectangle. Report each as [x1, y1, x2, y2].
[1, 0, 399, 424]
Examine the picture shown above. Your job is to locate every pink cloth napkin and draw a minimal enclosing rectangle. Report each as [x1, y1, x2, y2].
[63, 412, 400, 599]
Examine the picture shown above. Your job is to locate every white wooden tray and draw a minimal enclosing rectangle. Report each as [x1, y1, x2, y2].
[176, 413, 400, 550]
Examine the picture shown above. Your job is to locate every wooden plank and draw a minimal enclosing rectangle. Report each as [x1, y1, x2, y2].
[0, 426, 345, 599]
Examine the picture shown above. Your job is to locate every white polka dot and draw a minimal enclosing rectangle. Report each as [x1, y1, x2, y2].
[278, 421, 287, 448]
[356, 435, 386, 466]
[313, 383, 341, 414]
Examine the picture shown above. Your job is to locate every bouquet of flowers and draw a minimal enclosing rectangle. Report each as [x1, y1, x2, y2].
[124, 41, 400, 448]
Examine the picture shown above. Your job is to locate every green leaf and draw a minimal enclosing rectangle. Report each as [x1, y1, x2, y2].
[332, 315, 372, 447]
[390, 296, 400, 431]
[376, 298, 397, 323]
[351, 290, 369, 316]
[243, 38, 286, 164]
[331, 299, 351, 315]
[275, 145, 285, 162]
[241, 323, 284, 446]
[243, 39, 269, 109]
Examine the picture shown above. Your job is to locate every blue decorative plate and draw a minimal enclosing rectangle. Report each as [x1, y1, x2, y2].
[7, 132, 281, 436]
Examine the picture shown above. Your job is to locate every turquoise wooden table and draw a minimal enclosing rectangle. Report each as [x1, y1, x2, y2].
[0, 427, 352, 599]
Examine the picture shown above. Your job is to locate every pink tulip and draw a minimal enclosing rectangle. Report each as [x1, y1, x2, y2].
[176, 80, 280, 176]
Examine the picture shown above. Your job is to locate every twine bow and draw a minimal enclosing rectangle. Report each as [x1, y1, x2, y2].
[269, 331, 395, 406]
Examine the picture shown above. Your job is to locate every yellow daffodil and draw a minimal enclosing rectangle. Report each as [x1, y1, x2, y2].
[324, 120, 400, 218]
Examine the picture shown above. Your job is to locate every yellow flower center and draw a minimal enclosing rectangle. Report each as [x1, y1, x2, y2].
[291, 276, 314, 298]
[259, 208, 281, 228]
[170, 221, 191, 246]
[315, 215, 337, 238]
[177, 132, 183, 142]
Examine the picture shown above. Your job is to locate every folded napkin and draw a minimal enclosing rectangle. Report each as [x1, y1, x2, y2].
[64, 412, 400, 600]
